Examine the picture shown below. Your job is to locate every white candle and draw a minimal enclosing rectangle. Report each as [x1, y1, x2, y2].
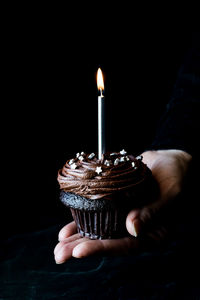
[97, 68, 105, 160]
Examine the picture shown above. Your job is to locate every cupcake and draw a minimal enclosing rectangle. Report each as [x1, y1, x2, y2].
[57, 150, 156, 240]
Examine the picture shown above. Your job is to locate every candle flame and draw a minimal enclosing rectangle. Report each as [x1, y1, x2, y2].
[97, 68, 104, 91]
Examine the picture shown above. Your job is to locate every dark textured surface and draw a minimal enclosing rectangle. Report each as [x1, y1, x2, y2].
[0, 220, 200, 299]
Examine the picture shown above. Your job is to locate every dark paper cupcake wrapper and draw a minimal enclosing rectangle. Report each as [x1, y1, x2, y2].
[70, 208, 127, 239]
[60, 177, 158, 239]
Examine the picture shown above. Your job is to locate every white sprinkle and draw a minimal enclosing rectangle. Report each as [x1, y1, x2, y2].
[126, 156, 130, 161]
[71, 163, 77, 169]
[136, 155, 143, 160]
[120, 149, 127, 155]
[114, 158, 120, 166]
[110, 152, 118, 156]
[76, 153, 80, 158]
[120, 157, 125, 162]
[132, 162, 135, 168]
[104, 160, 112, 166]
[81, 151, 85, 156]
[95, 166, 102, 174]
[78, 155, 84, 161]
[88, 153, 95, 159]
[69, 159, 75, 165]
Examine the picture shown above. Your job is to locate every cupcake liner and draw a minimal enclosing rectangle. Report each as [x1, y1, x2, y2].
[70, 208, 127, 239]
[59, 176, 158, 239]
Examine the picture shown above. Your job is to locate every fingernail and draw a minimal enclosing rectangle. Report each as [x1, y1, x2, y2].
[72, 245, 82, 258]
[55, 260, 65, 265]
[132, 219, 140, 237]
[55, 251, 64, 264]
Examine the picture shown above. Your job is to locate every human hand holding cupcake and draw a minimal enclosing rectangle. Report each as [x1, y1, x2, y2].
[54, 149, 191, 263]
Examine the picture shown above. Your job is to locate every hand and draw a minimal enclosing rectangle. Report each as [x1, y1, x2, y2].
[54, 221, 139, 264]
[126, 150, 192, 239]
[54, 150, 192, 263]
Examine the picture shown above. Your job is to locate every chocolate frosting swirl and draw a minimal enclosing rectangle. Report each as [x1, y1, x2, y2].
[57, 152, 151, 200]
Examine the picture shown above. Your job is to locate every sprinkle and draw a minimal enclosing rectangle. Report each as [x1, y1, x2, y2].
[78, 155, 84, 161]
[136, 155, 143, 161]
[88, 153, 95, 159]
[76, 153, 80, 158]
[120, 157, 125, 162]
[126, 156, 130, 161]
[81, 152, 85, 156]
[114, 158, 120, 166]
[71, 163, 77, 169]
[69, 159, 75, 165]
[110, 152, 118, 156]
[120, 149, 127, 155]
[95, 166, 102, 174]
[132, 162, 135, 168]
[104, 160, 112, 166]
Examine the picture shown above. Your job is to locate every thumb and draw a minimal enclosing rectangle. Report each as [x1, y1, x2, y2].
[126, 201, 165, 237]
[126, 209, 141, 237]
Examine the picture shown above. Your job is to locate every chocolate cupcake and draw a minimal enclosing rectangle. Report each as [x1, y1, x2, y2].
[57, 150, 156, 239]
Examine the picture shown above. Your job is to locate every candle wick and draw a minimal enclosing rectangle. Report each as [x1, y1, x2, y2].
[100, 88, 103, 97]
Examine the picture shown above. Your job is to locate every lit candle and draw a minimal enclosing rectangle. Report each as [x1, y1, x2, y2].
[97, 68, 105, 160]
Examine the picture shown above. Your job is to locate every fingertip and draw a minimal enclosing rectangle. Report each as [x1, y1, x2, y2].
[58, 230, 66, 242]
[55, 257, 66, 264]
[72, 240, 102, 258]
[126, 209, 140, 222]
[54, 250, 66, 264]
[126, 209, 140, 237]
[58, 227, 70, 241]
[126, 218, 140, 237]
[58, 222, 77, 241]
[72, 244, 84, 258]
[54, 243, 60, 255]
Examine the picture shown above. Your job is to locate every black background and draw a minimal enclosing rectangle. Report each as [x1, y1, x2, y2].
[2, 16, 193, 238]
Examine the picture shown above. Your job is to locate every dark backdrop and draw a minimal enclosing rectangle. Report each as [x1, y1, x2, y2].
[2, 24, 193, 238]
